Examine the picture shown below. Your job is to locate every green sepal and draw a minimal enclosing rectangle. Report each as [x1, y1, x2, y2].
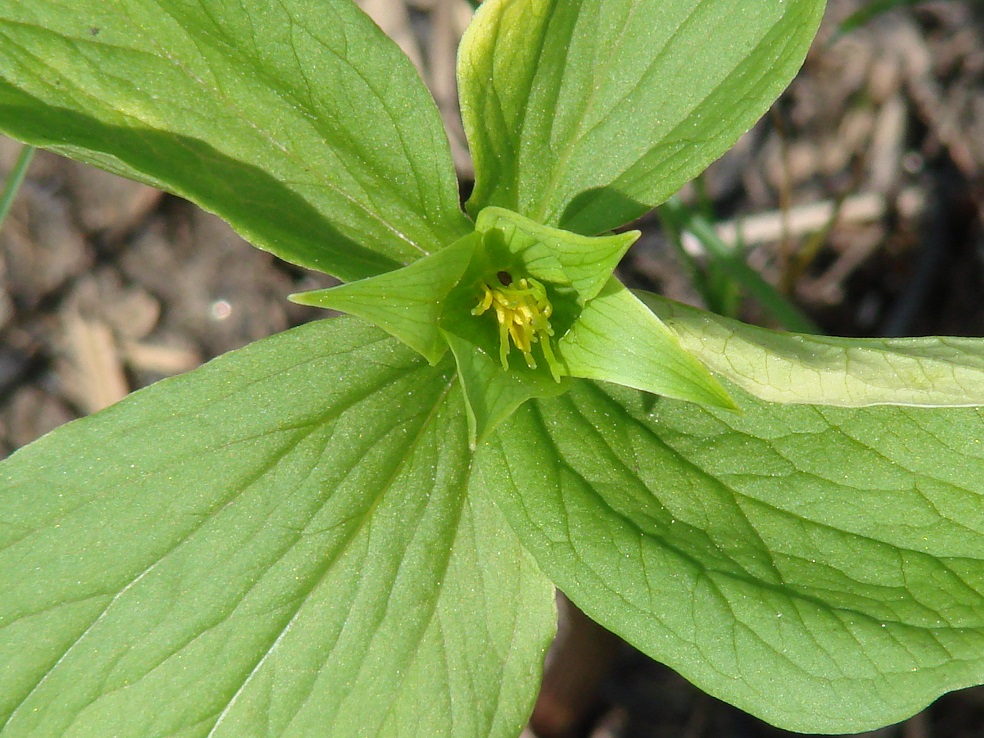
[289, 233, 481, 364]
[559, 279, 738, 409]
[474, 207, 638, 303]
[444, 330, 571, 448]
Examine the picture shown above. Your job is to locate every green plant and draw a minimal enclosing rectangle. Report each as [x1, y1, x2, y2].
[836, 0, 929, 37]
[2, 1, 984, 735]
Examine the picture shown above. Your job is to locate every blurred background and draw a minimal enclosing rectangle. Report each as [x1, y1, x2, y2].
[1, 0, 983, 735]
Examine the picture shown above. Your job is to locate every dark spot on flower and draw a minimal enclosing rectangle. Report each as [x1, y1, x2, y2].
[497, 270, 513, 286]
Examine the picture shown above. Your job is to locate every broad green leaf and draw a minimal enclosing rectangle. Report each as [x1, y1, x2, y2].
[459, 0, 826, 234]
[642, 292, 984, 407]
[478, 380, 984, 733]
[559, 279, 737, 409]
[0, 317, 555, 738]
[0, 0, 471, 281]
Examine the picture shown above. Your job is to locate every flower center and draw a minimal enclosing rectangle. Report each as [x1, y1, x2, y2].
[472, 273, 561, 381]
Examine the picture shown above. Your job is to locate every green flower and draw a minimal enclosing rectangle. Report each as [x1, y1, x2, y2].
[293, 207, 736, 444]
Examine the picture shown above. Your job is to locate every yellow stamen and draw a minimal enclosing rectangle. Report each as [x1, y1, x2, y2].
[471, 274, 561, 381]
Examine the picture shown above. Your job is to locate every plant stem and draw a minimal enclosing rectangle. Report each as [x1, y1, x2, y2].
[0, 144, 35, 231]
[660, 196, 821, 334]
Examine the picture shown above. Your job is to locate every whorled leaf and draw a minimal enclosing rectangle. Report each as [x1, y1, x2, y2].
[478, 379, 984, 733]
[642, 292, 984, 407]
[459, 0, 826, 235]
[0, 0, 471, 280]
[0, 318, 555, 738]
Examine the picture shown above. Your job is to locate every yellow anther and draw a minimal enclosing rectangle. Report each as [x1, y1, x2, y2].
[472, 274, 561, 382]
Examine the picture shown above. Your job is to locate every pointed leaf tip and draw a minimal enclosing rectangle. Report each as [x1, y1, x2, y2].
[559, 279, 737, 410]
[290, 233, 481, 364]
